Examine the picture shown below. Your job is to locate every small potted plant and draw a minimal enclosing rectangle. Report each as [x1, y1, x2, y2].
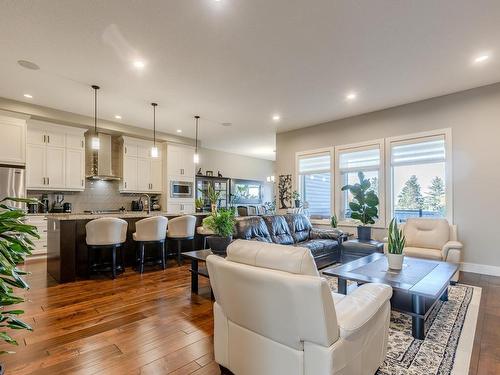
[198, 185, 222, 213]
[205, 208, 236, 254]
[292, 190, 301, 208]
[341, 171, 379, 241]
[387, 218, 406, 270]
[330, 214, 338, 228]
[195, 197, 204, 212]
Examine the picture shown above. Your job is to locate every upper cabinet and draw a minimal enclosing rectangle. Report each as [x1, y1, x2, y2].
[165, 143, 195, 179]
[0, 112, 28, 165]
[120, 136, 163, 194]
[26, 120, 85, 191]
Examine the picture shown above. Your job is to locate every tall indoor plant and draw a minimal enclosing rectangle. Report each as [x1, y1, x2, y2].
[387, 218, 406, 270]
[199, 185, 221, 213]
[0, 198, 38, 374]
[341, 171, 379, 241]
[203, 208, 236, 254]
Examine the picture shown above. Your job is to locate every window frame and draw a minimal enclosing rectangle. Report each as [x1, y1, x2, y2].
[334, 139, 386, 228]
[385, 128, 453, 224]
[295, 147, 334, 224]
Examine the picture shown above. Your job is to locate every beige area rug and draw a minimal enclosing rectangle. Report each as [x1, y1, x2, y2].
[324, 276, 481, 375]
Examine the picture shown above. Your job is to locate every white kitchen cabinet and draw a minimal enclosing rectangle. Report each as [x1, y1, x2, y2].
[166, 144, 195, 178]
[120, 136, 163, 194]
[25, 216, 47, 257]
[0, 113, 27, 165]
[167, 202, 195, 214]
[26, 120, 85, 191]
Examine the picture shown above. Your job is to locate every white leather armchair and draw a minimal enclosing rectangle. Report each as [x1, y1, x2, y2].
[207, 239, 392, 375]
[385, 218, 462, 282]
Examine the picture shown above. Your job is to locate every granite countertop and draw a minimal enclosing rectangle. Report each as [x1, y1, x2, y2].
[27, 211, 208, 221]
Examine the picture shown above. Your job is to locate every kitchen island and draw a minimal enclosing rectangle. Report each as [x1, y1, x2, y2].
[46, 212, 209, 283]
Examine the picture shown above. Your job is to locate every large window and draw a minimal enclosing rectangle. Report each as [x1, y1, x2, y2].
[389, 133, 449, 223]
[336, 143, 383, 224]
[297, 151, 332, 219]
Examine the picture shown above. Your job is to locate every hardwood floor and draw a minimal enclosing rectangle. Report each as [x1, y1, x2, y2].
[1, 260, 498, 374]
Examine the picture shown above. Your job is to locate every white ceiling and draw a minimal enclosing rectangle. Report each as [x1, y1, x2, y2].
[1, 1, 500, 161]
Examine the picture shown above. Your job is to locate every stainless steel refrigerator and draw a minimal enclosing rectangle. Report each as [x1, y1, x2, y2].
[0, 165, 26, 209]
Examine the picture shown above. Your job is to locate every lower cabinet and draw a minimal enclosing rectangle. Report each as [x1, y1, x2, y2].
[167, 202, 195, 214]
[25, 216, 47, 257]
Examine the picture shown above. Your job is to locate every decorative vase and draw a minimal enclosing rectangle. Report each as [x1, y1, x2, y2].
[357, 226, 371, 241]
[387, 253, 404, 270]
[295, 200, 301, 208]
[207, 235, 233, 254]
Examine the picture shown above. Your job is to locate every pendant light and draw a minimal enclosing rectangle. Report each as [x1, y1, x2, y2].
[91, 85, 100, 150]
[151, 102, 159, 158]
[193, 115, 200, 164]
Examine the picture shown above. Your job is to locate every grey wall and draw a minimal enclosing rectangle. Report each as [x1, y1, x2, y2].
[198, 147, 275, 203]
[276, 82, 500, 269]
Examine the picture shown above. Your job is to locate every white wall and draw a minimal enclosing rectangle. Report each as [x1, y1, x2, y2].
[276, 82, 500, 273]
[198, 147, 275, 203]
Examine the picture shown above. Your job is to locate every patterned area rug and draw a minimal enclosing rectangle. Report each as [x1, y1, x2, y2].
[324, 276, 478, 375]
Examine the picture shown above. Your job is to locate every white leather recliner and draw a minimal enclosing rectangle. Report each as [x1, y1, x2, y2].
[206, 239, 393, 375]
[386, 218, 462, 282]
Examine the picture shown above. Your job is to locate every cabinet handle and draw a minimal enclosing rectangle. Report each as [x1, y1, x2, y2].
[124, 146, 127, 154]
[81, 179, 84, 187]
[47, 135, 50, 143]
[43, 135, 46, 143]
[81, 140, 84, 148]
[47, 177, 50, 185]
[43, 177, 46, 185]
[124, 181, 127, 189]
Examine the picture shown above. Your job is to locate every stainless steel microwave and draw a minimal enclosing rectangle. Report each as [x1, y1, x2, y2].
[170, 180, 193, 198]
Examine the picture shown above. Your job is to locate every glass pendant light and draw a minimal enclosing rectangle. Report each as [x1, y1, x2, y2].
[151, 103, 159, 158]
[91, 85, 100, 150]
[193, 115, 200, 164]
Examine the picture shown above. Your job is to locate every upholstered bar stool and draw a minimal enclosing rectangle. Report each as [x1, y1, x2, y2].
[167, 215, 196, 265]
[86, 218, 128, 279]
[133, 216, 168, 273]
[196, 225, 214, 249]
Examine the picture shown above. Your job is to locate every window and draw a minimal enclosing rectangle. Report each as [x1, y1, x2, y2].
[336, 142, 384, 225]
[297, 151, 332, 219]
[389, 132, 450, 223]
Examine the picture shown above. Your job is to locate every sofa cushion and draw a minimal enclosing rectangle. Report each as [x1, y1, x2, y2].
[226, 239, 319, 276]
[403, 246, 442, 260]
[297, 239, 338, 257]
[404, 218, 450, 250]
[285, 214, 312, 243]
[262, 215, 295, 245]
[234, 216, 272, 243]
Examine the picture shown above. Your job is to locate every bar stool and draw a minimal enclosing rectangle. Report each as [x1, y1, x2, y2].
[133, 216, 168, 273]
[167, 215, 196, 265]
[196, 225, 214, 249]
[86, 218, 128, 279]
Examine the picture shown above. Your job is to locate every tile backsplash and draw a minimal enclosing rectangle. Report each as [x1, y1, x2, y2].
[27, 180, 160, 213]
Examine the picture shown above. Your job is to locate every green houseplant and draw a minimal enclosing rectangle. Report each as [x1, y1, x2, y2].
[387, 218, 406, 270]
[292, 190, 301, 208]
[195, 197, 204, 212]
[341, 171, 379, 241]
[199, 185, 221, 213]
[204, 208, 236, 254]
[0, 197, 38, 373]
[330, 214, 338, 229]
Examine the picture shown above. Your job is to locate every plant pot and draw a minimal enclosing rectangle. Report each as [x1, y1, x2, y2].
[357, 226, 372, 241]
[295, 200, 301, 208]
[387, 253, 404, 270]
[207, 235, 233, 254]
[210, 204, 217, 213]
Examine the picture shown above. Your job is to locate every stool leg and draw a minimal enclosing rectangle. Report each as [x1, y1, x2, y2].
[87, 247, 92, 278]
[161, 241, 166, 270]
[112, 246, 117, 279]
[139, 242, 145, 274]
[121, 245, 125, 272]
[177, 240, 182, 266]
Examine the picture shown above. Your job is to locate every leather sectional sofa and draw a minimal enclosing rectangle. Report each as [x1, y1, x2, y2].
[233, 213, 343, 268]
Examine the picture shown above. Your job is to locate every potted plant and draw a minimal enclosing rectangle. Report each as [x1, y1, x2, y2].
[330, 214, 338, 228]
[292, 190, 301, 208]
[199, 185, 222, 213]
[195, 197, 204, 212]
[387, 218, 406, 270]
[341, 171, 379, 241]
[0, 198, 39, 374]
[204, 208, 236, 254]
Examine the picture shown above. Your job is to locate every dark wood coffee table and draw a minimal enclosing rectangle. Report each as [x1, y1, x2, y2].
[322, 252, 458, 339]
[182, 249, 216, 294]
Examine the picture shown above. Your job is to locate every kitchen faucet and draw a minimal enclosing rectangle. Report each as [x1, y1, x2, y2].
[140, 194, 151, 214]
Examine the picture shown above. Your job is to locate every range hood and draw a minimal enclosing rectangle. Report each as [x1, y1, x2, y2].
[85, 133, 121, 181]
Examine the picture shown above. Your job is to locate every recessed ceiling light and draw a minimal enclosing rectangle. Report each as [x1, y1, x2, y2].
[114, 115, 122, 119]
[23, 94, 33, 99]
[346, 92, 357, 101]
[17, 60, 40, 70]
[133, 60, 145, 69]
[176, 129, 182, 133]
[272, 114, 281, 121]
[474, 54, 490, 64]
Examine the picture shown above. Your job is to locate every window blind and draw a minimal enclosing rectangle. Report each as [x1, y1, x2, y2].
[298, 153, 331, 174]
[391, 137, 445, 166]
[339, 148, 380, 172]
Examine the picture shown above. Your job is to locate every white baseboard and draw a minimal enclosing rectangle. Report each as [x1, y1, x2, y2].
[460, 262, 500, 277]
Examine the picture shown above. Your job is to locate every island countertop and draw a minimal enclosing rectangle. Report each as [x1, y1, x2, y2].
[30, 211, 209, 221]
